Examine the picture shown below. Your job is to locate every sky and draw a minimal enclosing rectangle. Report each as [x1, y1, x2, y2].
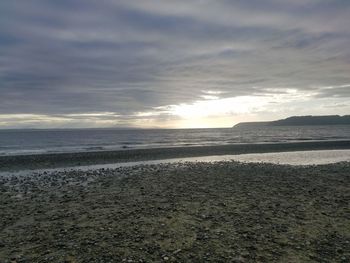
[0, 0, 349, 129]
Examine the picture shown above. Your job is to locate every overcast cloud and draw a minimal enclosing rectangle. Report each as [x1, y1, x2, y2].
[0, 0, 349, 128]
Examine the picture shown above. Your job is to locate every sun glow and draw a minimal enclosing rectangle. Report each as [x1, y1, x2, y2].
[141, 95, 273, 128]
[159, 96, 270, 119]
[2, 89, 347, 129]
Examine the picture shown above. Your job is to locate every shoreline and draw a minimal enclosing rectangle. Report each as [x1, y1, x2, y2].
[1, 140, 350, 172]
[1, 149, 349, 178]
[1, 141, 349, 261]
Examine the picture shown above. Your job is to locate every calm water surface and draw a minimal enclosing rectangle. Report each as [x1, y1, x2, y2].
[0, 126, 349, 156]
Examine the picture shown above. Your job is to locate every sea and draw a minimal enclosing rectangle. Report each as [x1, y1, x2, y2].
[0, 125, 349, 156]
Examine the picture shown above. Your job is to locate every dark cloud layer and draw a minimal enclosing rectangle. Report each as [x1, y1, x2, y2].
[0, 0, 349, 127]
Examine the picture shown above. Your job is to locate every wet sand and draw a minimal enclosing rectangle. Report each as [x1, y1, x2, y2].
[1, 140, 350, 172]
[1, 161, 349, 262]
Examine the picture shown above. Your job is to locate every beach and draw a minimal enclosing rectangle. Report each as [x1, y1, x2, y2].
[0, 142, 350, 262]
[1, 140, 350, 172]
[2, 0, 350, 261]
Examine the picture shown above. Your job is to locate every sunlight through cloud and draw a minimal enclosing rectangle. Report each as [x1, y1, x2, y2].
[159, 96, 270, 119]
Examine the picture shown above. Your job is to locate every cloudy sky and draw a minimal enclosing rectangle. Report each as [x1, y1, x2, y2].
[0, 0, 349, 128]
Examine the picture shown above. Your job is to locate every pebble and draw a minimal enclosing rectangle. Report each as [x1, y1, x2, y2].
[1, 161, 349, 262]
[173, 249, 182, 254]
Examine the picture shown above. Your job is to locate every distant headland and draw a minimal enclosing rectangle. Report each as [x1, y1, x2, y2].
[233, 115, 350, 128]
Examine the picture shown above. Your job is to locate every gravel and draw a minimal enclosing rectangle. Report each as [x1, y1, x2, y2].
[0, 161, 349, 262]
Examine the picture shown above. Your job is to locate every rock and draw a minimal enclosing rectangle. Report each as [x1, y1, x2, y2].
[173, 249, 182, 254]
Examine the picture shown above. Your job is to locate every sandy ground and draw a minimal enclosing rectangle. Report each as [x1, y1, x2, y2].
[0, 161, 349, 262]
